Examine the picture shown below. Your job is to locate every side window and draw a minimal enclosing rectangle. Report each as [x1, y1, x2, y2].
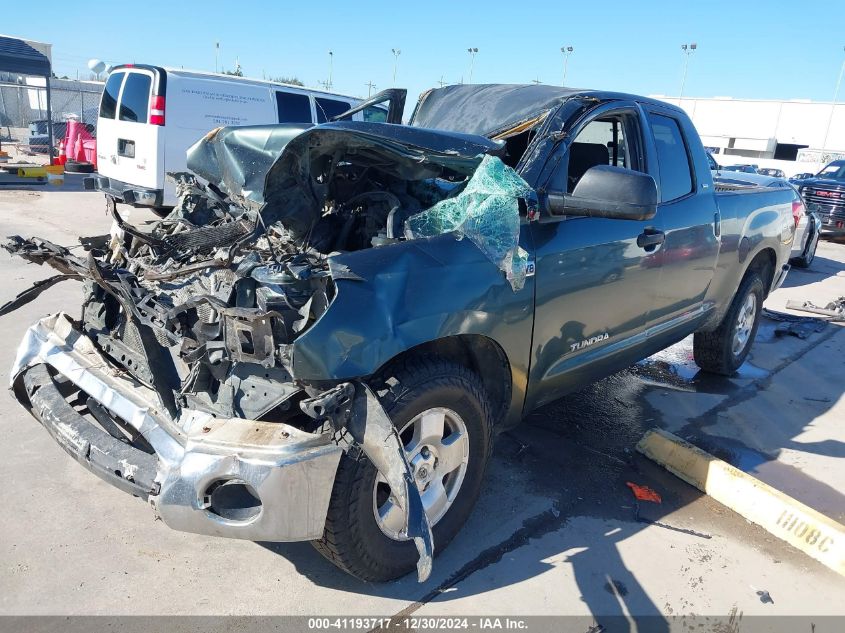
[648, 113, 694, 202]
[100, 72, 124, 120]
[315, 97, 352, 123]
[363, 105, 388, 123]
[118, 73, 152, 123]
[276, 91, 312, 123]
[547, 113, 640, 194]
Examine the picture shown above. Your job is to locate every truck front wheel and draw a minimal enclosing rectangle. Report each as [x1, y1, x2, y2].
[312, 358, 493, 582]
[693, 271, 764, 375]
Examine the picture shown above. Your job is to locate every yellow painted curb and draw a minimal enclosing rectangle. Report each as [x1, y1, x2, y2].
[637, 428, 845, 576]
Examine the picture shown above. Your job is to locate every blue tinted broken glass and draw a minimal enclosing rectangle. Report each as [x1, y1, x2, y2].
[404, 155, 532, 291]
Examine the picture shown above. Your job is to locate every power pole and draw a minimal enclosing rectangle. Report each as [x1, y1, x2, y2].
[679, 43, 697, 101]
[467, 48, 478, 83]
[365, 80, 376, 97]
[391, 49, 401, 86]
[437, 75, 447, 88]
[560, 46, 574, 86]
[327, 51, 334, 91]
[822, 46, 845, 155]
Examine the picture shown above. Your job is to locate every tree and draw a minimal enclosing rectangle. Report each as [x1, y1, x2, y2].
[270, 76, 304, 86]
[222, 67, 244, 77]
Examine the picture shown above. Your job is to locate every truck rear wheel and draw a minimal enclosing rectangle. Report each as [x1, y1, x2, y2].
[312, 358, 493, 582]
[693, 271, 764, 375]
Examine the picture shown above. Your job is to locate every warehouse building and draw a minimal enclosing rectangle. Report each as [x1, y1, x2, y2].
[654, 95, 845, 175]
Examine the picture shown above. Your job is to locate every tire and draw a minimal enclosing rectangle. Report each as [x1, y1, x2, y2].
[312, 357, 493, 582]
[791, 228, 818, 269]
[694, 271, 764, 375]
[151, 207, 172, 218]
[64, 160, 95, 174]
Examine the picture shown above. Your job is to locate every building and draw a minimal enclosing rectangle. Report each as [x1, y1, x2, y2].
[652, 95, 845, 174]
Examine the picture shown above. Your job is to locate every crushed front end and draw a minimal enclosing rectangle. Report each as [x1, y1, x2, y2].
[3, 119, 532, 581]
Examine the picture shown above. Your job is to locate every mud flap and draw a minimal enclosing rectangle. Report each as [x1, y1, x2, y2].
[301, 382, 434, 582]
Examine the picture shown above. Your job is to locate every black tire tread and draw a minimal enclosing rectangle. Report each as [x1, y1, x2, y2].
[312, 356, 492, 582]
[694, 271, 764, 375]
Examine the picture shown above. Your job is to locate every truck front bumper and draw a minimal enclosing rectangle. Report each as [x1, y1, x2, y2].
[11, 313, 343, 542]
[84, 175, 163, 208]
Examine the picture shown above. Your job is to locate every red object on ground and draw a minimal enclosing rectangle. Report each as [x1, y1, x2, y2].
[626, 482, 662, 503]
[56, 140, 66, 165]
[64, 120, 96, 163]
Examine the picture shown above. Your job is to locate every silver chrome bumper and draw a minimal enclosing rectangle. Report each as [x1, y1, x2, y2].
[11, 313, 342, 542]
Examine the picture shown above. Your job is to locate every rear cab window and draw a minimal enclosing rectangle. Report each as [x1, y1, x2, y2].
[99, 72, 125, 120]
[276, 91, 313, 123]
[648, 113, 694, 202]
[315, 97, 352, 123]
[363, 106, 388, 123]
[119, 72, 153, 123]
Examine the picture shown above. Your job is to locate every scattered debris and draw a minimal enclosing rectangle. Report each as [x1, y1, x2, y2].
[762, 308, 828, 339]
[784, 297, 845, 322]
[756, 589, 774, 604]
[626, 482, 662, 503]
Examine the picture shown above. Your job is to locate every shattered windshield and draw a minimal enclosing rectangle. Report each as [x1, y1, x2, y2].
[405, 154, 532, 291]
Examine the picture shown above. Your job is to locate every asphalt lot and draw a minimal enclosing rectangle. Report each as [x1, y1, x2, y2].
[1, 175, 844, 621]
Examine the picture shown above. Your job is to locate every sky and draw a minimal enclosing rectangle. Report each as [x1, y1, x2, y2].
[4, 0, 845, 109]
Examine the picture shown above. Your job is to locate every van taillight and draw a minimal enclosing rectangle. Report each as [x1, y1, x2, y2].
[150, 95, 165, 126]
[791, 200, 803, 229]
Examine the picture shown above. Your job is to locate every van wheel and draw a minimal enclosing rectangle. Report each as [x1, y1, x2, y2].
[151, 207, 171, 218]
[312, 358, 493, 582]
[693, 271, 764, 375]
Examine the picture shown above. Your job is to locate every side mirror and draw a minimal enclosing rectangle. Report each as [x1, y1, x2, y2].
[546, 165, 658, 221]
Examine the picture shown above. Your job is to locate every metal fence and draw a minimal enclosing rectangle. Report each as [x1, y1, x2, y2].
[0, 73, 103, 155]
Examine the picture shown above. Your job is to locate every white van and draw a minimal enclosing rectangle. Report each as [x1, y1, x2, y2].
[86, 65, 386, 210]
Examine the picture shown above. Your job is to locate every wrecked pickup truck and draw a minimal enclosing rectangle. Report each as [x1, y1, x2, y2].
[4, 84, 797, 583]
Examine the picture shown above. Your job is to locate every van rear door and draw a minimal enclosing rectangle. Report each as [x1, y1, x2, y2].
[97, 68, 164, 192]
[113, 69, 162, 190]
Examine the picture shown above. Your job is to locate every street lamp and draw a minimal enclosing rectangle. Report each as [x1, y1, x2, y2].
[467, 48, 478, 83]
[327, 50, 333, 91]
[560, 46, 574, 86]
[822, 46, 845, 155]
[679, 43, 697, 100]
[391, 48, 401, 86]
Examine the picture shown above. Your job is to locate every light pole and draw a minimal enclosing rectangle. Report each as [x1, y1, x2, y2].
[215, 42, 220, 73]
[327, 50, 333, 91]
[391, 48, 401, 86]
[466, 48, 478, 84]
[437, 75, 447, 88]
[679, 43, 697, 101]
[822, 46, 845, 155]
[560, 46, 574, 86]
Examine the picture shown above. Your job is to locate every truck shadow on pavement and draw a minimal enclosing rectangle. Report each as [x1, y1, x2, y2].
[258, 324, 844, 628]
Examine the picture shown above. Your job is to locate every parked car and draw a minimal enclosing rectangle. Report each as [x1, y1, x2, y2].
[789, 172, 816, 184]
[85, 65, 389, 213]
[794, 160, 845, 235]
[713, 171, 819, 267]
[721, 164, 759, 174]
[757, 168, 785, 178]
[4, 84, 797, 583]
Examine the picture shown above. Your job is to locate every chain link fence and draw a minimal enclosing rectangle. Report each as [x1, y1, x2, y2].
[0, 73, 103, 158]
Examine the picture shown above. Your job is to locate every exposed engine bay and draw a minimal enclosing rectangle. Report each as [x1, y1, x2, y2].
[3, 120, 534, 582]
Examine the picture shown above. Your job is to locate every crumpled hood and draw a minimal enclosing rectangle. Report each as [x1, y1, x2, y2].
[187, 120, 505, 241]
[186, 123, 313, 209]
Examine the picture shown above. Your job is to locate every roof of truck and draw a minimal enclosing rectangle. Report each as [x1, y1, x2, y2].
[410, 83, 685, 137]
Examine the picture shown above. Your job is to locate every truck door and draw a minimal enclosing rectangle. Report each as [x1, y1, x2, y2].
[641, 108, 719, 329]
[525, 102, 665, 410]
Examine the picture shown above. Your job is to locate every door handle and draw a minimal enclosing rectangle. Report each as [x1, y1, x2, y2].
[637, 228, 665, 249]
